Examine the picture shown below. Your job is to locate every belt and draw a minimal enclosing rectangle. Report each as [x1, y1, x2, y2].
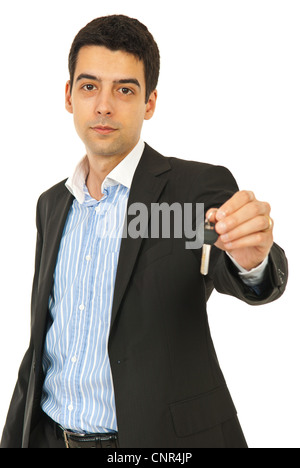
[46, 413, 118, 448]
[60, 428, 119, 448]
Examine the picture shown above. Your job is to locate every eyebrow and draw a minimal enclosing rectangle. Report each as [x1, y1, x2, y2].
[75, 74, 141, 88]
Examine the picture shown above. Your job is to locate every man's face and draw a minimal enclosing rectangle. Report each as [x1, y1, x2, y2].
[65, 45, 157, 160]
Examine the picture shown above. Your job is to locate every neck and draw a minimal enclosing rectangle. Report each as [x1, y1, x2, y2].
[85, 139, 141, 200]
[85, 153, 121, 201]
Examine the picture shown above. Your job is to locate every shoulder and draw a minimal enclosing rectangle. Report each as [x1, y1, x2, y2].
[36, 178, 72, 212]
[169, 155, 235, 181]
[145, 143, 235, 180]
[145, 144, 238, 194]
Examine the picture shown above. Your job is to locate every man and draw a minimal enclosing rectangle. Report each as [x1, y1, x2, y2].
[1, 15, 288, 448]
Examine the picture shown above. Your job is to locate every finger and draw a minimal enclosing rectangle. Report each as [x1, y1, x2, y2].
[222, 230, 273, 251]
[215, 201, 271, 235]
[216, 191, 256, 220]
[219, 215, 273, 244]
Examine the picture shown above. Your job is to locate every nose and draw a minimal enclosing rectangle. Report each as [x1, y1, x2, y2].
[95, 89, 113, 116]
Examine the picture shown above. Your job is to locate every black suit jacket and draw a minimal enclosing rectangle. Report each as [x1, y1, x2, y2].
[1, 144, 288, 448]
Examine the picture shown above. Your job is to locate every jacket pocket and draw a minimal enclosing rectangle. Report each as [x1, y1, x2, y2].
[169, 385, 237, 437]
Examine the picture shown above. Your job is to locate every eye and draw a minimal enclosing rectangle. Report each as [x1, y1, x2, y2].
[119, 87, 133, 95]
[82, 84, 97, 91]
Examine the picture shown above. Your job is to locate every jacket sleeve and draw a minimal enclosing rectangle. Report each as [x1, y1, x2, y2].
[0, 344, 34, 448]
[209, 242, 288, 305]
[190, 164, 288, 305]
[1, 198, 43, 448]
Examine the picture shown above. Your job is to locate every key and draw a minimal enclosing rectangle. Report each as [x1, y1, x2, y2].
[201, 220, 219, 275]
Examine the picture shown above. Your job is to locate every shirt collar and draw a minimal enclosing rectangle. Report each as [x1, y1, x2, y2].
[65, 139, 145, 204]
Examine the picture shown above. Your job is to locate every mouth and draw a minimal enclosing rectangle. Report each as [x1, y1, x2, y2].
[92, 125, 117, 135]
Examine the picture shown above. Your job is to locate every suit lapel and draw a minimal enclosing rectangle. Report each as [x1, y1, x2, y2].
[110, 144, 171, 330]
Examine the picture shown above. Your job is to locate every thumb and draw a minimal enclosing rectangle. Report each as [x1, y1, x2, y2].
[205, 208, 218, 224]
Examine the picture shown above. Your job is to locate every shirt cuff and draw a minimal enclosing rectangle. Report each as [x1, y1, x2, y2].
[226, 252, 269, 287]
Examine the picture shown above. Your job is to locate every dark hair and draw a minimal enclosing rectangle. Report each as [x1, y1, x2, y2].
[68, 15, 160, 103]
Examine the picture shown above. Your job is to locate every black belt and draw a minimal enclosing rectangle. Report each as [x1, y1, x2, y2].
[46, 413, 119, 448]
[60, 428, 118, 448]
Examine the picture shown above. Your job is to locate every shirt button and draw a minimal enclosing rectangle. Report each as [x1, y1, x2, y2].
[71, 356, 77, 363]
[79, 304, 85, 311]
[68, 404, 73, 411]
[86, 255, 91, 261]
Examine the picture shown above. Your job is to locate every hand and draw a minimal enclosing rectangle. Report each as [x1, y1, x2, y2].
[207, 191, 274, 271]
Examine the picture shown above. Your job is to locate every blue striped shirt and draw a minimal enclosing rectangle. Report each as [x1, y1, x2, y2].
[41, 140, 144, 433]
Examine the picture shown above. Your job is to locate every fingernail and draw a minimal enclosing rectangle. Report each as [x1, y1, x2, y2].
[207, 209, 218, 221]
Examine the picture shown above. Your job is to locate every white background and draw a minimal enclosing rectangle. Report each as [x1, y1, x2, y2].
[0, 0, 299, 448]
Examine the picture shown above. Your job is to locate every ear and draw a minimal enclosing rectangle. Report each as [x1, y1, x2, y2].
[65, 80, 73, 114]
[144, 90, 158, 121]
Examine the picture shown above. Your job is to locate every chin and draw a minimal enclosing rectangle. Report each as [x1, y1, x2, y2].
[88, 138, 134, 159]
